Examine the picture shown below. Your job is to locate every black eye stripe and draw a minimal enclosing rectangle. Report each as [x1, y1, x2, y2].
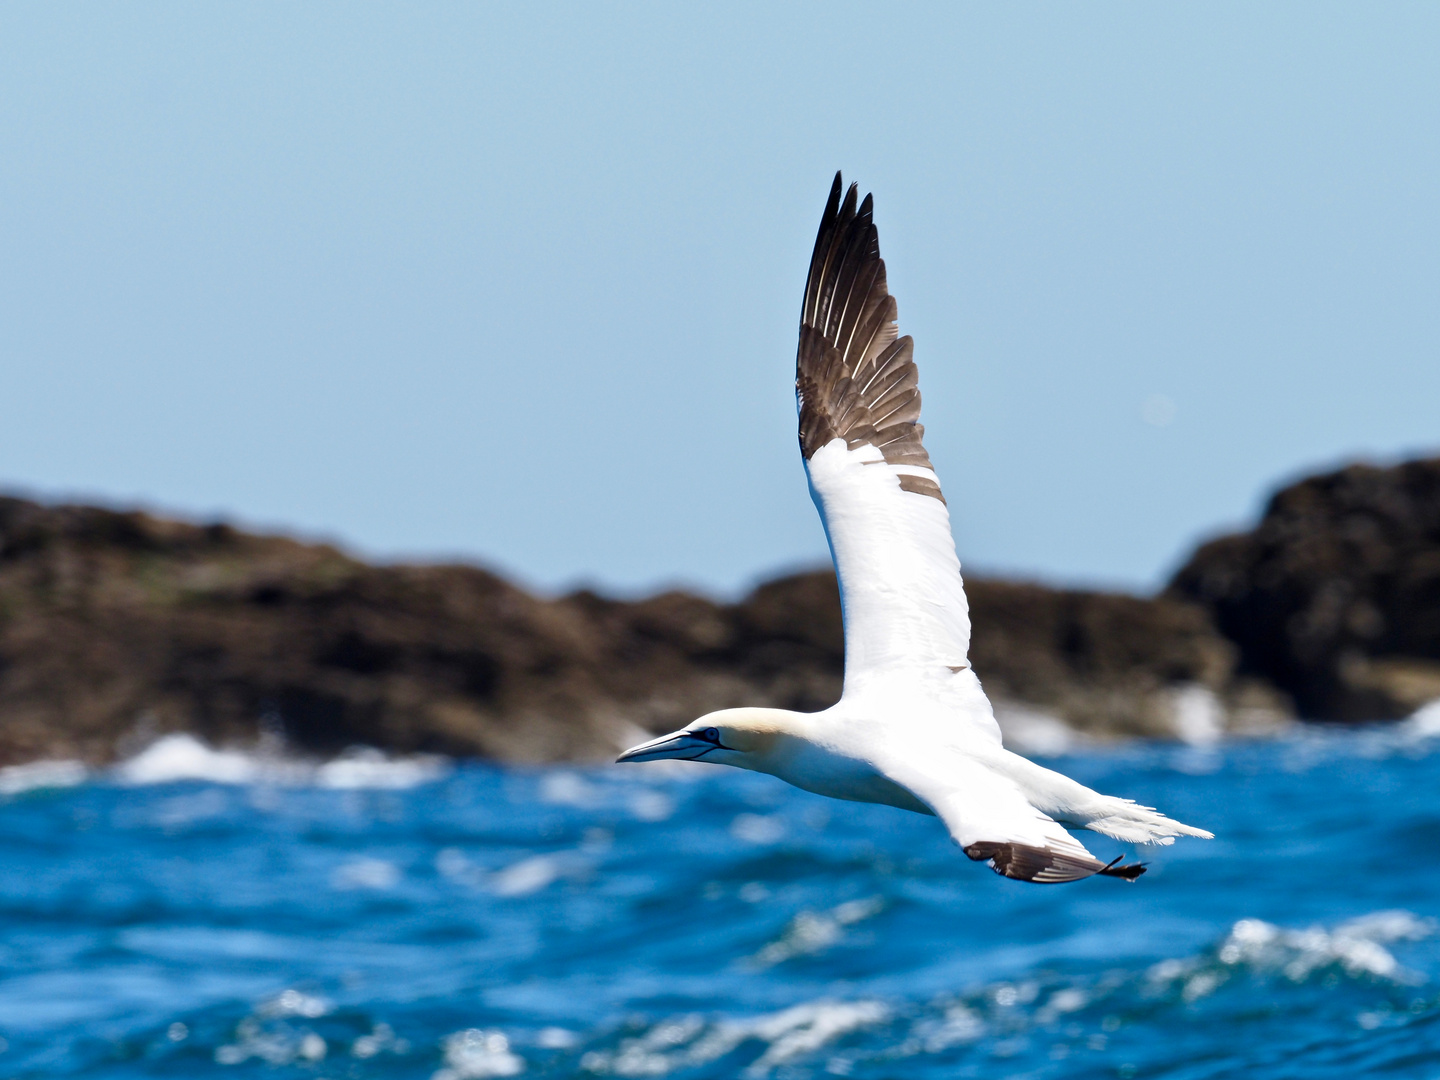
[687, 726, 732, 752]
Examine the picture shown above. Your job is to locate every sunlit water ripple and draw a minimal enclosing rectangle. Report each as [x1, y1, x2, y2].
[2, 721, 1439, 1079]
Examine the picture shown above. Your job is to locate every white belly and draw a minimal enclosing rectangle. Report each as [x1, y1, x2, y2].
[766, 741, 934, 816]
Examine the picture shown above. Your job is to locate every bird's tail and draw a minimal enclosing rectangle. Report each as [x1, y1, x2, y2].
[1068, 797, 1214, 845]
[993, 750, 1214, 845]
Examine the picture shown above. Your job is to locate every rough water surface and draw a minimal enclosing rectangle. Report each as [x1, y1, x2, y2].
[2, 720, 1439, 1079]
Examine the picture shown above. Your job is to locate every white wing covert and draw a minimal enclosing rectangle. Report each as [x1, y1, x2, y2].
[797, 174, 975, 693]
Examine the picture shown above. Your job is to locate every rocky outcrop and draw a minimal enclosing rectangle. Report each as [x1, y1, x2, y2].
[575, 572, 1273, 749]
[1169, 456, 1440, 721]
[11, 453, 1435, 762]
[0, 497, 613, 764]
[0, 495, 1268, 765]
[963, 579, 1287, 742]
[0, 496, 865, 765]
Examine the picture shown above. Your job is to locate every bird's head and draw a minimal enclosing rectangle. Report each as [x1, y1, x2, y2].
[615, 707, 805, 770]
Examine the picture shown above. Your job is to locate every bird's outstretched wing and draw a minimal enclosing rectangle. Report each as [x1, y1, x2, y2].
[873, 747, 1146, 883]
[797, 173, 973, 691]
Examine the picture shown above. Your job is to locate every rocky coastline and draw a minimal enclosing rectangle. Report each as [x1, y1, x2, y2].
[1169, 456, 1440, 722]
[1, 454, 1437, 765]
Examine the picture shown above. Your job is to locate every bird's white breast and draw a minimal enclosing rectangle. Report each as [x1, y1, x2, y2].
[760, 728, 934, 816]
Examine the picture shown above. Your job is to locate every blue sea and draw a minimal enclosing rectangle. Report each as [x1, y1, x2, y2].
[2, 719, 1439, 1080]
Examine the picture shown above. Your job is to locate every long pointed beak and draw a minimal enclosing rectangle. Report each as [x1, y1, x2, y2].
[615, 730, 716, 763]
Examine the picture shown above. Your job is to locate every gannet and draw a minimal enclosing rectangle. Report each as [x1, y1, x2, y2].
[618, 173, 1213, 883]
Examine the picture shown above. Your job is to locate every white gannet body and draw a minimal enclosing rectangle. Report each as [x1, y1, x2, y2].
[618, 173, 1212, 883]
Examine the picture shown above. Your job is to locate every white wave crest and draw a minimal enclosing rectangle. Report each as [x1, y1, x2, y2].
[745, 897, 885, 969]
[316, 747, 449, 789]
[433, 1029, 524, 1079]
[331, 857, 402, 891]
[118, 735, 268, 785]
[0, 759, 88, 795]
[489, 854, 562, 898]
[1404, 697, 1440, 739]
[993, 703, 1085, 756]
[1148, 909, 1435, 1000]
[113, 733, 448, 789]
[568, 907, 1436, 1076]
[576, 998, 889, 1078]
[214, 991, 414, 1069]
[258, 989, 332, 1019]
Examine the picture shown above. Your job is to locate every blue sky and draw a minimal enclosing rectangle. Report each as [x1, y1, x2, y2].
[3, 4, 1438, 597]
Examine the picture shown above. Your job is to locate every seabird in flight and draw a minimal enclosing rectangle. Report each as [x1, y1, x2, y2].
[618, 173, 1212, 883]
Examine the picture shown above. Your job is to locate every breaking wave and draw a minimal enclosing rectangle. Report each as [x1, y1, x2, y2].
[569, 910, 1437, 1077]
[47, 908, 1432, 1079]
[115, 733, 450, 789]
[0, 758, 88, 796]
[1, 726, 1437, 1077]
[0, 733, 451, 794]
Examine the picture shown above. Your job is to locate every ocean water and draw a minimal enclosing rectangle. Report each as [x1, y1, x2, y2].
[2, 717, 1439, 1080]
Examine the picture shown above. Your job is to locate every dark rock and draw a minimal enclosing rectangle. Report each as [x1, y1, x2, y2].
[0, 494, 1272, 764]
[1168, 456, 1440, 720]
[0, 496, 618, 764]
[965, 578, 1244, 738]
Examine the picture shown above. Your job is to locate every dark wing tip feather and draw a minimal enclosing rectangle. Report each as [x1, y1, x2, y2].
[964, 842, 1144, 885]
[796, 173, 938, 493]
[1098, 856, 1148, 881]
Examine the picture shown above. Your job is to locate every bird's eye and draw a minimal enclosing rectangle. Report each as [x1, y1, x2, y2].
[702, 727, 721, 742]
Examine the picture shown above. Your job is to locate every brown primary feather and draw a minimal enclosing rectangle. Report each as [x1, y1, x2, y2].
[963, 841, 1147, 884]
[796, 172, 941, 501]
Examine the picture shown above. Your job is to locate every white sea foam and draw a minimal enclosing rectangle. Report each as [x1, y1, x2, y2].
[993, 703, 1083, 756]
[436, 845, 590, 897]
[215, 997, 409, 1069]
[746, 896, 885, 969]
[912, 1002, 986, 1053]
[535, 1028, 578, 1050]
[489, 854, 563, 898]
[539, 770, 603, 807]
[331, 857, 402, 891]
[433, 1029, 524, 1079]
[627, 788, 674, 821]
[214, 989, 333, 1067]
[730, 812, 786, 844]
[572, 908, 1434, 1075]
[111, 733, 448, 789]
[118, 734, 265, 785]
[1404, 697, 1440, 739]
[435, 847, 488, 888]
[995, 687, 1224, 754]
[1169, 685, 1225, 746]
[746, 1001, 890, 1077]
[540, 769, 678, 822]
[576, 998, 889, 1078]
[0, 759, 88, 795]
[352, 1022, 406, 1059]
[258, 989, 333, 1019]
[317, 746, 448, 788]
[1147, 909, 1435, 1000]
